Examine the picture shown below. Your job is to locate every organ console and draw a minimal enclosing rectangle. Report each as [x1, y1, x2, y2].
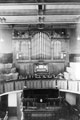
[21, 88, 79, 120]
[21, 88, 64, 120]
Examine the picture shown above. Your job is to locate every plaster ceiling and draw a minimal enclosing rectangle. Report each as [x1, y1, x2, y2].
[0, 0, 80, 3]
[0, 1, 80, 25]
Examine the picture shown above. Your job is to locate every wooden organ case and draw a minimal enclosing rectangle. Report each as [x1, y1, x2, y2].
[12, 27, 69, 77]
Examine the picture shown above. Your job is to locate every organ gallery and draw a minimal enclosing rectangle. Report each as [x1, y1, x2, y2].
[0, 0, 80, 120]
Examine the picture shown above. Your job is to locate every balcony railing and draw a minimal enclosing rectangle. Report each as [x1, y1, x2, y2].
[57, 80, 80, 94]
[0, 79, 80, 95]
[0, 79, 56, 94]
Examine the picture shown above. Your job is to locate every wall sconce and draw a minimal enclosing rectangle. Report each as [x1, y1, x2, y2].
[77, 36, 80, 41]
[0, 17, 6, 23]
[0, 38, 4, 42]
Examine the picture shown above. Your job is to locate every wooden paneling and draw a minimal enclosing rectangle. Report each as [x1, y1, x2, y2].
[0, 83, 4, 94]
[78, 82, 80, 92]
[17, 63, 34, 76]
[17, 93, 22, 120]
[12, 40, 30, 61]
[4, 82, 14, 92]
[12, 30, 69, 62]
[15, 81, 25, 90]
[1, 79, 80, 95]
[26, 80, 56, 89]
[48, 63, 65, 74]
[1, 95, 8, 112]
[0, 53, 13, 63]
[26, 80, 41, 88]
[42, 80, 56, 88]
[69, 54, 80, 62]
[29, 63, 34, 75]
[26, 80, 40, 88]
[68, 81, 78, 92]
[57, 80, 67, 90]
[8, 107, 17, 116]
[12, 29, 69, 76]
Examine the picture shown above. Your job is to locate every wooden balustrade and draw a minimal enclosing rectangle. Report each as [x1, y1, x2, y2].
[26, 80, 41, 88]
[15, 80, 25, 90]
[57, 80, 80, 93]
[78, 82, 80, 92]
[68, 81, 78, 92]
[42, 80, 56, 88]
[0, 82, 4, 94]
[57, 80, 67, 90]
[0, 79, 56, 94]
[4, 82, 14, 92]
[0, 79, 80, 95]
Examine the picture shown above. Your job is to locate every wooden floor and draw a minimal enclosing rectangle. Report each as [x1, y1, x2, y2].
[8, 115, 79, 120]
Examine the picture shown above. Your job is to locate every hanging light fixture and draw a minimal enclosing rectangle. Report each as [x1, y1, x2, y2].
[77, 36, 80, 41]
[0, 38, 4, 42]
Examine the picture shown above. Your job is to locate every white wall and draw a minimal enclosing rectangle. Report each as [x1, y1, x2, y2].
[8, 93, 17, 107]
[65, 93, 76, 105]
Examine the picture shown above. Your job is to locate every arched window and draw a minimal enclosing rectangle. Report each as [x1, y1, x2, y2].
[31, 32, 51, 59]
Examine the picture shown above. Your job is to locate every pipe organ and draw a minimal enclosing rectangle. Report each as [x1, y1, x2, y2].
[31, 32, 51, 60]
[12, 28, 69, 76]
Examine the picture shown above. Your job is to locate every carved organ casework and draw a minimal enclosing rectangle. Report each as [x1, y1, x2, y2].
[12, 29, 69, 62]
[12, 28, 69, 75]
[12, 30, 30, 61]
